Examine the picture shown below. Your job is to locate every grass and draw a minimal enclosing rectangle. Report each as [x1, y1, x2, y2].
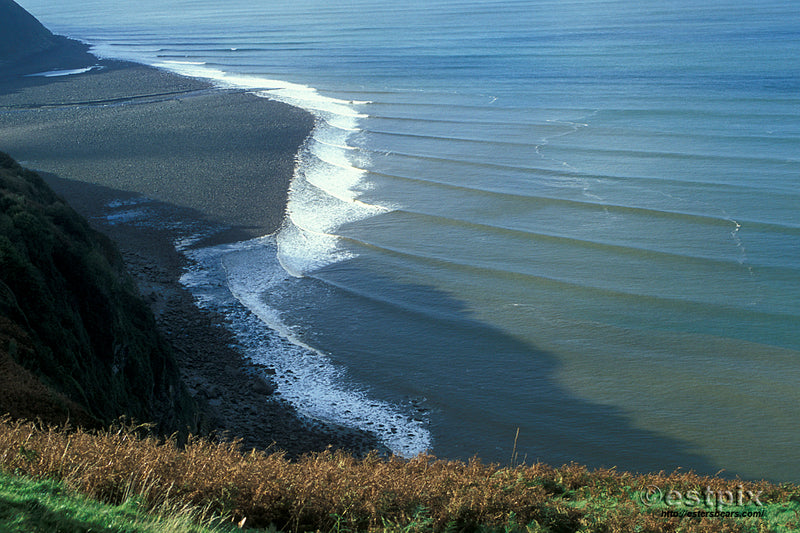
[0, 416, 798, 533]
[0, 470, 240, 533]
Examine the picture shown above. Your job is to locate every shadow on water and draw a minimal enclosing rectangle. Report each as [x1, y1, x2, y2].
[41, 174, 740, 479]
[284, 255, 739, 479]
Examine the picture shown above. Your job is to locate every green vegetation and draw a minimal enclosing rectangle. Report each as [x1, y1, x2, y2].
[0, 151, 196, 432]
[1, 417, 798, 533]
[0, 470, 241, 533]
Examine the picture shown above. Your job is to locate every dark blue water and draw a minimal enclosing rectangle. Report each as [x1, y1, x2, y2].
[18, 0, 800, 480]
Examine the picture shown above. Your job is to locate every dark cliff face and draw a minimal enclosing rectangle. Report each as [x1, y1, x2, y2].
[0, 0, 58, 63]
[0, 0, 95, 74]
[0, 152, 197, 432]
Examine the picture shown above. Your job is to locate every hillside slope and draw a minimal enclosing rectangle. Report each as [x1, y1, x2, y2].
[0, 0, 58, 63]
[0, 0, 96, 74]
[0, 152, 197, 432]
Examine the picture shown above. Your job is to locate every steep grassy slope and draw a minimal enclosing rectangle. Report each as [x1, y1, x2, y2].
[0, 152, 196, 432]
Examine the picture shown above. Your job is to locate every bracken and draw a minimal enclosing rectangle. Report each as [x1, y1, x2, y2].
[0, 416, 797, 532]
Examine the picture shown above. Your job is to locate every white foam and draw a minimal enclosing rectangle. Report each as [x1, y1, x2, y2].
[144, 59, 387, 275]
[276, 222, 356, 277]
[89, 43, 164, 63]
[104, 54, 419, 452]
[25, 65, 100, 77]
[276, 129, 390, 276]
[149, 61, 369, 118]
[106, 197, 149, 209]
[104, 208, 147, 224]
[179, 237, 432, 457]
[159, 60, 207, 66]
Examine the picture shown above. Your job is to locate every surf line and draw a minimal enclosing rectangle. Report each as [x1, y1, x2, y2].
[151, 61, 429, 456]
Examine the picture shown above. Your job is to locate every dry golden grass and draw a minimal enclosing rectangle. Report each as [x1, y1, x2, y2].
[0, 415, 797, 532]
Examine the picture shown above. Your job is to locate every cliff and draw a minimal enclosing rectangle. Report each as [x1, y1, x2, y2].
[0, 0, 96, 74]
[0, 0, 58, 62]
[0, 152, 197, 432]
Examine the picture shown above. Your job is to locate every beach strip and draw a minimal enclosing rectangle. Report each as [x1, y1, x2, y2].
[0, 49, 312, 238]
[0, 42, 382, 455]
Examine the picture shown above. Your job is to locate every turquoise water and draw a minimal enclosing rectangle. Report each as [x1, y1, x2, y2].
[17, 0, 800, 480]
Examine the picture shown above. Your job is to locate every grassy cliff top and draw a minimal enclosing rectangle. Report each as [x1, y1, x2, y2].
[1, 417, 798, 533]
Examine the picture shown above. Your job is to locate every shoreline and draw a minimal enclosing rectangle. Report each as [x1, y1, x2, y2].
[0, 39, 384, 456]
[0, 48, 311, 239]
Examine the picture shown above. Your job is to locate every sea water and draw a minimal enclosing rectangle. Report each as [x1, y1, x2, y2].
[16, 0, 800, 481]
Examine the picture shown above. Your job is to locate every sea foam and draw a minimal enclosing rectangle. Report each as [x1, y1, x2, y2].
[179, 237, 431, 457]
[147, 60, 389, 275]
[24, 65, 101, 77]
[143, 60, 424, 455]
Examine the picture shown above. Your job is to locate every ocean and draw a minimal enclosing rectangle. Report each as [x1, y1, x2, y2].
[16, 0, 800, 481]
